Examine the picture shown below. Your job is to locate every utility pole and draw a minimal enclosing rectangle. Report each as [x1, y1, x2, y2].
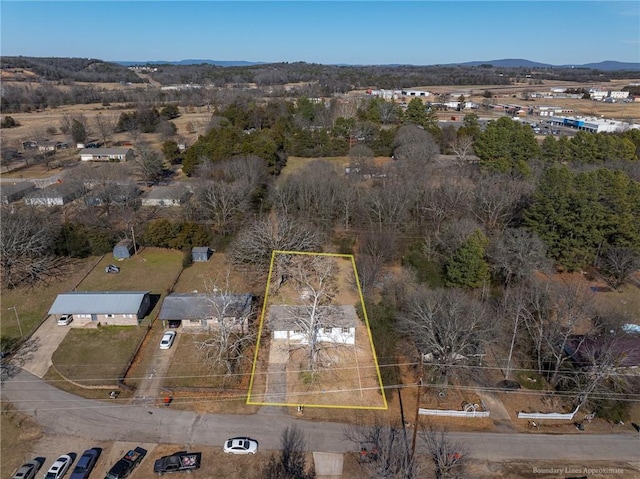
[7, 306, 23, 337]
[411, 355, 424, 461]
[131, 226, 138, 256]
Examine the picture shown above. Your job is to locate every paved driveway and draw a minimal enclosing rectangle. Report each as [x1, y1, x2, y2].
[20, 316, 72, 378]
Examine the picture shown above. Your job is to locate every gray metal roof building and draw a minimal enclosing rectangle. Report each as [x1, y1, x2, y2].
[158, 293, 252, 320]
[48, 291, 150, 315]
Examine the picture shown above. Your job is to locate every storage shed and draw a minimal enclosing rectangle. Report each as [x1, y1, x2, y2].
[192, 247, 213, 262]
[113, 239, 136, 259]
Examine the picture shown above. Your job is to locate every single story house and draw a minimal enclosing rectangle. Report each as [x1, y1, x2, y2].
[85, 183, 140, 206]
[79, 147, 133, 162]
[141, 186, 190, 207]
[21, 140, 38, 150]
[191, 247, 212, 262]
[1, 181, 37, 204]
[24, 182, 84, 206]
[38, 140, 69, 152]
[113, 239, 136, 259]
[267, 304, 357, 345]
[565, 336, 640, 370]
[158, 292, 253, 331]
[48, 291, 151, 326]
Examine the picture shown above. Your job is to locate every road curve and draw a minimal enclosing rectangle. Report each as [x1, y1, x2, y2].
[2, 369, 639, 460]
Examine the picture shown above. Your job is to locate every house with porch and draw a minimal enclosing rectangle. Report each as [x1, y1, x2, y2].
[267, 304, 357, 346]
[48, 291, 151, 326]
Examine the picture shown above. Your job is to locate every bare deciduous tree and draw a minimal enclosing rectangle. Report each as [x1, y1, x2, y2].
[192, 272, 255, 376]
[278, 255, 341, 372]
[471, 174, 529, 231]
[397, 288, 493, 385]
[488, 228, 550, 286]
[597, 246, 640, 291]
[449, 134, 474, 164]
[230, 215, 322, 267]
[343, 419, 419, 479]
[134, 147, 165, 185]
[0, 206, 70, 289]
[93, 114, 117, 146]
[421, 427, 469, 479]
[263, 425, 315, 479]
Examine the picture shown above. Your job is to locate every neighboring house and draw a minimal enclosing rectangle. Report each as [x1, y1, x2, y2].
[191, 247, 212, 262]
[1, 181, 37, 204]
[48, 291, 151, 326]
[24, 182, 84, 206]
[21, 140, 38, 150]
[158, 292, 253, 331]
[267, 304, 357, 346]
[79, 147, 133, 162]
[564, 336, 640, 370]
[113, 239, 136, 259]
[38, 140, 68, 152]
[141, 186, 190, 207]
[85, 183, 140, 206]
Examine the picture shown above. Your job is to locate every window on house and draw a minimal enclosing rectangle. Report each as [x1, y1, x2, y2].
[323, 327, 332, 334]
[106, 314, 114, 318]
[293, 330, 303, 335]
[342, 327, 350, 334]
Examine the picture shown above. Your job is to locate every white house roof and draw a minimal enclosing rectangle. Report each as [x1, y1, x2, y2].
[267, 304, 358, 331]
[158, 293, 252, 320]
[48, 291, 149, 315]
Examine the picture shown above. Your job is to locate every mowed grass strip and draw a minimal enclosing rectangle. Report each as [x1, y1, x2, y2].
[52, 326, 146, 386]
[0, 257, 98, 345]
[78, 247, 184, 294]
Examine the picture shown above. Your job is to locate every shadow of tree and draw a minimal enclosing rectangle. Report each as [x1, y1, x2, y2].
[0, 337, 40, 381]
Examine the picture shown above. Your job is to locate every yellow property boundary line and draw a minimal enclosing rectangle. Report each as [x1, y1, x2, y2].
[246, 250, 388, 410]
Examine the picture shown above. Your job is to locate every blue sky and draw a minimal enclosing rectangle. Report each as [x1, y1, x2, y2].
[1, 1, 639, 65]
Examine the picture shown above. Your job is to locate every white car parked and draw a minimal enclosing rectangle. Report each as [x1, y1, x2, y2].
[57, 314, 73, 326]
[43, 455, 72, 479]
[159, 331, 176, 350]
[223, 437, 259, 455]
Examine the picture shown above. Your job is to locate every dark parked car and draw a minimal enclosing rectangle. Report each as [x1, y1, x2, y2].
[70, 448, 101, 479]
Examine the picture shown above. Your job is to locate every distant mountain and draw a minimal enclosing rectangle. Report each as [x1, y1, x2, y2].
[114, 58, 640, 71]
[452, 58, 640, 71]
[115, 59, 263, 67]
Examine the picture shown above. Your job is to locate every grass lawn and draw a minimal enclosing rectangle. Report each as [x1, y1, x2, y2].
[51, 326, 147, 386]
[0, 257, 99, 351]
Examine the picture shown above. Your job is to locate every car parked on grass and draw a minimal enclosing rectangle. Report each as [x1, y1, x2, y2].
[223, 437, 258, 455]
[70, 448, 100, 479]
[57, 314, 73, 326]
[43, 455, 72, 479]
[159, 331, 176, 350]
[11, 458, 45, 479]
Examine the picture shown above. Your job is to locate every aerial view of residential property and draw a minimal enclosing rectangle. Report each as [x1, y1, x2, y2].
[1, 1, 639, 478]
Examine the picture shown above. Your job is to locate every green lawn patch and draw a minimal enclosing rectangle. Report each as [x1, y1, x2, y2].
[516, 370, 547, 391]
[52, 326, 147, 387]
[1, 257, 98, 351]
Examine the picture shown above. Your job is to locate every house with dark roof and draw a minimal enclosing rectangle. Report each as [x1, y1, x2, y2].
[24, 182, 84, 206]
[48, 291, 151, 326]
[267, 304, 357, 345]
[564, 335, 640, 370]
[1, 181, 37, 204]
[80, 147, 133, 162]
[141, 186, 190, 207]
[158, 292, 253, 331]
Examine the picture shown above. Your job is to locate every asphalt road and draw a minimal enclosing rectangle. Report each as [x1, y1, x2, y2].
[2, 369, 639, 461]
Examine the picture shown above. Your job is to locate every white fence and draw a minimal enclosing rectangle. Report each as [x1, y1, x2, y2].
[419, 408, 490, 418]
[517, 405, 580, 421]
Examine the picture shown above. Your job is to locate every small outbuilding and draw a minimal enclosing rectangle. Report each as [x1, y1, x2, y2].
[113, 239, 136, 259]
[192, 247, 213, 263]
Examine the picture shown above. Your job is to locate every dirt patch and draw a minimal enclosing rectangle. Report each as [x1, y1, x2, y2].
[0, 403, 44, 479]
